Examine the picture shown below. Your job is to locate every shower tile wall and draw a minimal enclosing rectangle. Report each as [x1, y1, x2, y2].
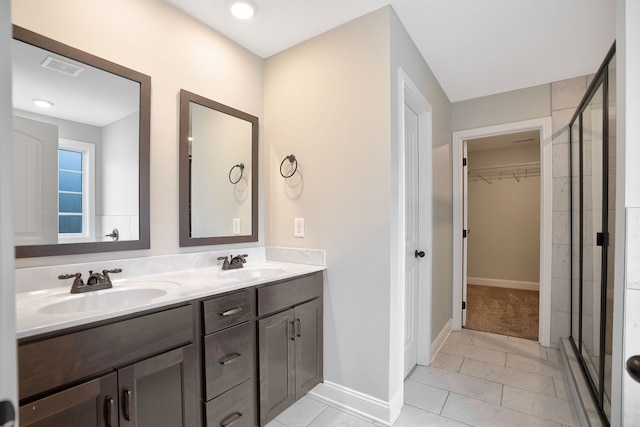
[550, 75, 593, 347]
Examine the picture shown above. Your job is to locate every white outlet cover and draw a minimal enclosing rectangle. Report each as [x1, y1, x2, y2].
[233, 218, 241, 235]
[294, 218, 304, 237]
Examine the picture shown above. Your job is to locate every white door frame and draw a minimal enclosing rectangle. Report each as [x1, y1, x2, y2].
[391, 68, 432, 417]
[451, 118, 553, 347]
[1, 0, 18, 422]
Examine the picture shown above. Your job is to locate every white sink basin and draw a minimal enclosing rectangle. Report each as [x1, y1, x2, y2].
[37, 287, 169, 315]
[221, 267, 285, 280]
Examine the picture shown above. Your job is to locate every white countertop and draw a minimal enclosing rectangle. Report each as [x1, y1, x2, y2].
[16, 261, 324, 339]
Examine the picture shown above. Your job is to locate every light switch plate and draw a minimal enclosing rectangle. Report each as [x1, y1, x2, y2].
[233, 218, 241, 235]
[294, 218, 304, 238]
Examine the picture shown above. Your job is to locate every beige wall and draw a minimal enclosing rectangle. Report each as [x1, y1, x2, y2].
[453, 84, 550, 132]
[265, 7, 393, 401]
[467, 145, 540, 283]
[13, 0, 265, 267]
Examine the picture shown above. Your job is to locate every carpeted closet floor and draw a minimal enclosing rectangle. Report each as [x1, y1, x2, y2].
[465, 284, 539, 341]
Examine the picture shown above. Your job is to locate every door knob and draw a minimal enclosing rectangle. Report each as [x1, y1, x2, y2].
[0, 400, 15, 427]
[415, 250, 425, 258]
[627, 356, 640, 383]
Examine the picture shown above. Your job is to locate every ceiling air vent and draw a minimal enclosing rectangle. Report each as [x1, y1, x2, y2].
[41, 56, 85, 77]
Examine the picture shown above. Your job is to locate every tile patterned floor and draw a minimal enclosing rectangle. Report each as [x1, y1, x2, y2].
[266, 329, 579, 427]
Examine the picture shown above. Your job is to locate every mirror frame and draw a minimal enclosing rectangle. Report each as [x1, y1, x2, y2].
[13, 25, 151, 258]
[179, 89, 258, 247]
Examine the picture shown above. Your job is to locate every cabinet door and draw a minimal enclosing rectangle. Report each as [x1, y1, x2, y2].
[258, 309, 295, 425]
[118, 345, 197, 427]
[20, 373, 118, 427]
[294, 298, 323, 398]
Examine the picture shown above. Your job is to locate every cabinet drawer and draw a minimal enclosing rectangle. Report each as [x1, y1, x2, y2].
[19, 305, 193, 401]
[257, 273, 322, 317]
[204, 321, 254, 400]
[203, 290, 252, 334]
[205, 379, 255, 427]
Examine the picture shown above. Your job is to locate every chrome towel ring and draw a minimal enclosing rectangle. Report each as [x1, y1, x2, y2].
[280, 154, 297, 178]
[228, 163, 245, 184]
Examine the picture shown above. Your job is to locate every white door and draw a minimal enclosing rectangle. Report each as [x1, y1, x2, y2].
[13, 115, 58, 245]
[404, 103, 420, 377]
[462, 141, 468, 327]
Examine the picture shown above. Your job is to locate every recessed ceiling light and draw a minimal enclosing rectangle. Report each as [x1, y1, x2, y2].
[228, 0, 258, 20]
[32, 99, 54, 109]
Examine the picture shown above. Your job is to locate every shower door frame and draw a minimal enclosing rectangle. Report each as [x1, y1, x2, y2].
[568, 42, 616, 427]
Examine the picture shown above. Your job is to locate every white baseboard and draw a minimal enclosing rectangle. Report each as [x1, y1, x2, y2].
[468, 277, 539, 291]
[309, 381, 393, 425]
[430, 319, 452, 363]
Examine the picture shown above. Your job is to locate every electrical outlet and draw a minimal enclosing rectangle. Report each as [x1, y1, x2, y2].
[233, 218, 241, 235]
[294, 218, 305, 238]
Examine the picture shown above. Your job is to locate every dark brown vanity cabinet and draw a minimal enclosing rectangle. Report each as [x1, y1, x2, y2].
[17, 271, 324, 427]
[257, 274, 323, 426]
[18, 305, 197, 427]
[202, 290, 257, 427]
[19, 373, 118, 426]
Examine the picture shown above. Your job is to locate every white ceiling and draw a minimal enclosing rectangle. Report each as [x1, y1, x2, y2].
[166, 0, 616, 102]
[12, 39, 139, 127]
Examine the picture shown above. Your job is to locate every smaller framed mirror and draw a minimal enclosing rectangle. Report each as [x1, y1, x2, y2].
[179, 90, 258, 247]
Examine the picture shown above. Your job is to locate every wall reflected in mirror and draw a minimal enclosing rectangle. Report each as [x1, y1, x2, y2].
[179, 90, 258, 247]
[12, 26, 150, 258]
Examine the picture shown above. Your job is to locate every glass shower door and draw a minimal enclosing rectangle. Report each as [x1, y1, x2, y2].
[580, 82, 604, 387]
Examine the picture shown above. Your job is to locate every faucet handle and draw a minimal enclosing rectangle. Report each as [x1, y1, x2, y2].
[58, 272, 85, 291]
[102, 268, 122, 285]
[58, 272, 82, 281]
[217, 256, 230, 270]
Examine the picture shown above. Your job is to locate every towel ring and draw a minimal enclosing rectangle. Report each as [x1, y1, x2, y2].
[228, 163, 244, 184]
[280, 155, 297, 178]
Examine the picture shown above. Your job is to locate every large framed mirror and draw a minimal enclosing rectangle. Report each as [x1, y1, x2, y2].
[12, 26, 150, 258]
[179, 90, 258, 246]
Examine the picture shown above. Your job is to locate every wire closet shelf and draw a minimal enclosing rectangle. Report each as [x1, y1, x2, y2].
[468, 161, 540, 184]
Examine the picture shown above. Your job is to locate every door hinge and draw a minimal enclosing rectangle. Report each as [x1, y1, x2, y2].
[462, 301, 466, 310]
[463, 229, 467, 238]
[463, 157, 467, 167]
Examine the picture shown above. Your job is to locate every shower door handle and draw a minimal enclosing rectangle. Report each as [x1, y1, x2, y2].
[628, 356, 640, 383]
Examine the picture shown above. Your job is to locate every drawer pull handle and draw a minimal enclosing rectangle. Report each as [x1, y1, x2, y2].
[105, 397, 115, 427]
[219, 353, 241, 365]
[295, 318, 302, 337]
[220, 411, 242, 427]
[122, 388, 132, 421]
[219, 307, 243, 317]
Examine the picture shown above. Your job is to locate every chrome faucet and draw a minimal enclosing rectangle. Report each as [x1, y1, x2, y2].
[59, 268, 122, 293]
[217, 254, 248, 270]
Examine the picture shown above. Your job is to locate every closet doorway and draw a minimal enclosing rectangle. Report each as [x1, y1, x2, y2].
[451, 117, 553, 346]
[464, 131, 541, 340]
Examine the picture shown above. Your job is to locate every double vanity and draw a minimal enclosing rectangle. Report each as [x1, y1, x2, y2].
[16, 257, 324, 427]
[11, 15, 320, 427]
